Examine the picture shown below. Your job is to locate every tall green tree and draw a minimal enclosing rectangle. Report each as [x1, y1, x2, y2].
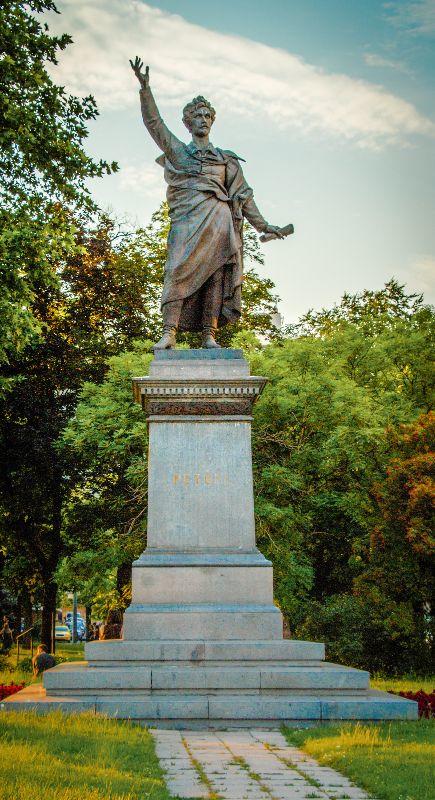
[0, 0, 117, 379]
[351, 412, 434, 672]
[249, 284, 433, 670]
[60, 343, 152, 623]
[0, 213, 159, 646]
[294, 278, 424, 337]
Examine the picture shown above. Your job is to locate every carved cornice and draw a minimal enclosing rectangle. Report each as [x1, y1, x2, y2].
[132, 377, 267, 417]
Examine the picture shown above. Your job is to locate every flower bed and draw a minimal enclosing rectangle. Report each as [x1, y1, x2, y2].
[393, 690, 435, 718]
[0, 682, 25, 701]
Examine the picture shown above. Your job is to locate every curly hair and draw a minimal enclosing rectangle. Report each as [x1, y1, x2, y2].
[182, 96, 216, 131]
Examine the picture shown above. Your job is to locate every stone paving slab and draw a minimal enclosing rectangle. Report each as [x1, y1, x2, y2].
[152, 728, 374, 799]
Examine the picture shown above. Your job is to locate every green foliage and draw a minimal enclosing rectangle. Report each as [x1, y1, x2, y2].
[0, 1, 117, 378]
[0, 213, 160, 640]
[351, 412, 435, 672]
[16, 654, 68, 673]
[247, 284, 434, 670]
[0, 0, 116, 208]
[297, 593, 422, 673]
[59, 343, 153, 612]
[294, 277, 425, 337]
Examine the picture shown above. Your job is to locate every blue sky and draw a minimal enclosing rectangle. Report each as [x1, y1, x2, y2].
[49, 0, 435, 322]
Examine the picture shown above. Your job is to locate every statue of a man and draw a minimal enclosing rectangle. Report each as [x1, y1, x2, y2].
[130, 58, 285, 350]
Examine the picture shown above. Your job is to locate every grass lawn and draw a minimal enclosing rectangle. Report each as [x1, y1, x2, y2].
[370, 674, 434, 693]
[284, 720, 435, 800]
[2, 652, 432, 800]
[0, 711, 171, 800]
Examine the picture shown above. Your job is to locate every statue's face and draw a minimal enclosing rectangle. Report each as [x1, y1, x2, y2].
[190, 105, 213, 137]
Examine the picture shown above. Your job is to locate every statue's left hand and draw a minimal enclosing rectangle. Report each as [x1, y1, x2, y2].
[263, 225, 285, 239]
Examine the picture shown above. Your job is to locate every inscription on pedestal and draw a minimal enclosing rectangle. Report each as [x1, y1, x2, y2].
[171, 472, 229, 487]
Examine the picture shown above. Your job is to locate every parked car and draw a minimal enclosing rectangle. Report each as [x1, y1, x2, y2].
[55, 625, 71, 641]
[66, 619, 86, 641]
[65, 612, 84, 623]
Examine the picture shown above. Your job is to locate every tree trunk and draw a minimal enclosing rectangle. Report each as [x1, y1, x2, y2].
[102, 607, 123, 640]
[116, 560, 132, 607]
[85, 605, 92, 640]
[14, 596, 22, 642]
[40, 579, 58, 652]
[21, 589, 33, 648]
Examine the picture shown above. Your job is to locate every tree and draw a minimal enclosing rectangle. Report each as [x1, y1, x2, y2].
[0, 0, 117, 379]
[60, 343, 152, 623]
[293, 279, 424, 337]
[351, 412, 434, 672]
[0, 213, 159, 647]
[247, 288, 434, 669]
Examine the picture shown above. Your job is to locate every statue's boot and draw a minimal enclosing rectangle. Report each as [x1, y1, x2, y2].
[202, 325, 221, 349]
[153, 326, 177, 351]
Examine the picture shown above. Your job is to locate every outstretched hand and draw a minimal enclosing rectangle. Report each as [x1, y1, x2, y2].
[129, 56, 149, 90]
[264, 225, 285, 240]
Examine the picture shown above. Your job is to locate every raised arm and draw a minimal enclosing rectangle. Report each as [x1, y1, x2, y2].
[129, 57, 182, 160]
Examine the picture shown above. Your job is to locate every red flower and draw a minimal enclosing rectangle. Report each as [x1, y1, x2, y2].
[390, 689, 435, 718]
[0, 683, 25, 701]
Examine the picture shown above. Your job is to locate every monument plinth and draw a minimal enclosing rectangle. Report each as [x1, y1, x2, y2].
[2, 350, 417, 724]
[125, 348, 280, 642]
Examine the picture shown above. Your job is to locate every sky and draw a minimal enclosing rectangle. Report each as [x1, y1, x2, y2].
[48, 0, 435, 323]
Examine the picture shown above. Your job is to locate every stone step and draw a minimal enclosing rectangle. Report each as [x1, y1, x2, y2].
[3, 684, 418, 722]
[131, 563, 274, 605]
[43, 661, 370, 694]
[122, 604, 283, 640]
[85, 638, 325, 664]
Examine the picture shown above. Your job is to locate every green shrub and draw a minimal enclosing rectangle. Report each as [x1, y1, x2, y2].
[17, 654, 68, 673]
[296, 593, 433, 674]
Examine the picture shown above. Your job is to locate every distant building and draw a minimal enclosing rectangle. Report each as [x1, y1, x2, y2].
[271, 310, 284, 330]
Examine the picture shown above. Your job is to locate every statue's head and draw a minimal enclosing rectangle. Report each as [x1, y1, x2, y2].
[182, 96, 216, 137]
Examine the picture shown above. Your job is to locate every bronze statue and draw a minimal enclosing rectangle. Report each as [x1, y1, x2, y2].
[130, 58, 292, 350]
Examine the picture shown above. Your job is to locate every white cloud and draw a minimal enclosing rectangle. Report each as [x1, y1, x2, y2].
[118, 163, 163, 198]
[385, 0, 435, 36]
[363, 51, 412, 74]
[407, 255, 435, 296]
[49, 0, 435, 150]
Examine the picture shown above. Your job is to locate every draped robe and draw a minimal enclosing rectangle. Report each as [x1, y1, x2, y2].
[140, 87, 270, 330]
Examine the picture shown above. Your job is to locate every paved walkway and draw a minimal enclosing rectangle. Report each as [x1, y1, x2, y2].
[152, 729, 375, 799]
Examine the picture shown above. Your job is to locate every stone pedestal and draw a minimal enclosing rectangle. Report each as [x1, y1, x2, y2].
[2, 350, 417, 724]
[125, 349, 281, 642]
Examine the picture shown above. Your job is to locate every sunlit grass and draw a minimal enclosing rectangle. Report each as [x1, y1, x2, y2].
[284, 720, 435, 800]
[371, 674, 434, 693]
[0, 711, 171, 800]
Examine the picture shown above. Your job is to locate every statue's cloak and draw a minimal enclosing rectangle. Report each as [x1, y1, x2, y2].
[157, 146, 254, 331]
